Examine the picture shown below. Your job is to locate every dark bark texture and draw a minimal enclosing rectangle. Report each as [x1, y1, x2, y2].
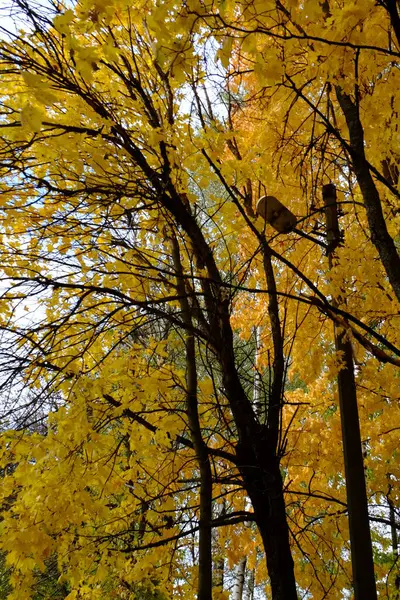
[336, 88, 400, 303]
[323, 184, 377, 600]
[171, 234, 213, 600]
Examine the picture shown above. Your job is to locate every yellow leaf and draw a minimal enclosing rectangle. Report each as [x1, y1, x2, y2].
[20, 104, 43, 132]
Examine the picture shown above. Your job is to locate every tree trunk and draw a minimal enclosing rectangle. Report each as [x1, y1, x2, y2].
[232, 557, 246, 600]
[213, 501, 225, 592]
[335, 88, 400, 303]
[166, 168, 297, 600]
[323, 184, 377, 600]
[219, 360, 297, 599]
[171, 234, 213, 600]
[246, 569, 255, 600]
[253, 326, 263, 421]
[334, 328, 377, 599]
[388, 493, 400, 599]
[248, 457, 298, 600]
[388, 497, 399, 558]
[215, 246, 297, 600]
[385, 0, 400, 48]
[233, 426, 297, 599]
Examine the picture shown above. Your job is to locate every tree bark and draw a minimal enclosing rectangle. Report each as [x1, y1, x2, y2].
[246, 569, 255, 600]
[161, 181, 297, 600]
[253, 326, 263, 421]
[262, 244, 285, 453]
[171, 234, 213, 600]
[334, 328, 377, 599]
[212, 233, 297, 600]
[216, 324, 297, 598]
[323, 184, 377, 600]
[386, 0, 400, 48]
[159, 149, 297, 599]
[245, 455, 297, 600]
[387, 478, 399, 561]
[213, 501, 225, 591]
[389, 497, 399, 559]
[232, 557, 246, 600]
[335, 88, 400, 303]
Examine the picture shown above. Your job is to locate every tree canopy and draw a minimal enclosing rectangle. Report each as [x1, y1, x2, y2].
[0, 0, 399, 598]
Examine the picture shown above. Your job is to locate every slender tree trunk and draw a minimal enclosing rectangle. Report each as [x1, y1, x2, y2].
[232, 557, 247, 600]
[389, 498, 399, 559]
[192, 372, 213, 600]
[230, 332, 258, 600]
[253, 326, 263, 421]
[388, 492, 400, 599]
[335, 88, 400, 303]
[334, 329, 377, 599]
[246, 569, 255, 600]
[171, 234, 213, 600]
[323, 184, 377, 600]
[213, 502, 225, 592]
[387, 479, 399, 561]
[262, 245, 285, 454]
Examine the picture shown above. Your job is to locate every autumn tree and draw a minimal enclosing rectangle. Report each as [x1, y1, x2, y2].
[0, 1, 399, 599]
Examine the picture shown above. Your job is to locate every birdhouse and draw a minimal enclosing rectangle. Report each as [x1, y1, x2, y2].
[256, 196, 297, 233]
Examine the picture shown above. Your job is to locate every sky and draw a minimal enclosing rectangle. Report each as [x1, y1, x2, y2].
[0, 0, 17, 37]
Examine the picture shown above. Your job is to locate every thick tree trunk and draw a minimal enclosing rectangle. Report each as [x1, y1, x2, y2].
[163, 160, 297, 600]
[219, 349, 297, 598]
[215, 238, 297, 600]
[244, 455, 298, 600]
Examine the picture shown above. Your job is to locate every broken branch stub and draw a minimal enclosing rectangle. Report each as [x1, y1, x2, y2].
[256, 196, 297, 233]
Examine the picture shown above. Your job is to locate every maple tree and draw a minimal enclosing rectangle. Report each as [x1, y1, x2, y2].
[0, 0, 399, 599]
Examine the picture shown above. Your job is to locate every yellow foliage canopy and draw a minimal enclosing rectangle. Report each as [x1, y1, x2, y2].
[0, 0, 398, 598]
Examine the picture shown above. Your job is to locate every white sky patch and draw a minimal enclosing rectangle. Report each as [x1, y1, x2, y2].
[0, 0, 22, 37]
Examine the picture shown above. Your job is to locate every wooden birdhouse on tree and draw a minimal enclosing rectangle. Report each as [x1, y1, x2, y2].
[256, 196, 297, 233]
